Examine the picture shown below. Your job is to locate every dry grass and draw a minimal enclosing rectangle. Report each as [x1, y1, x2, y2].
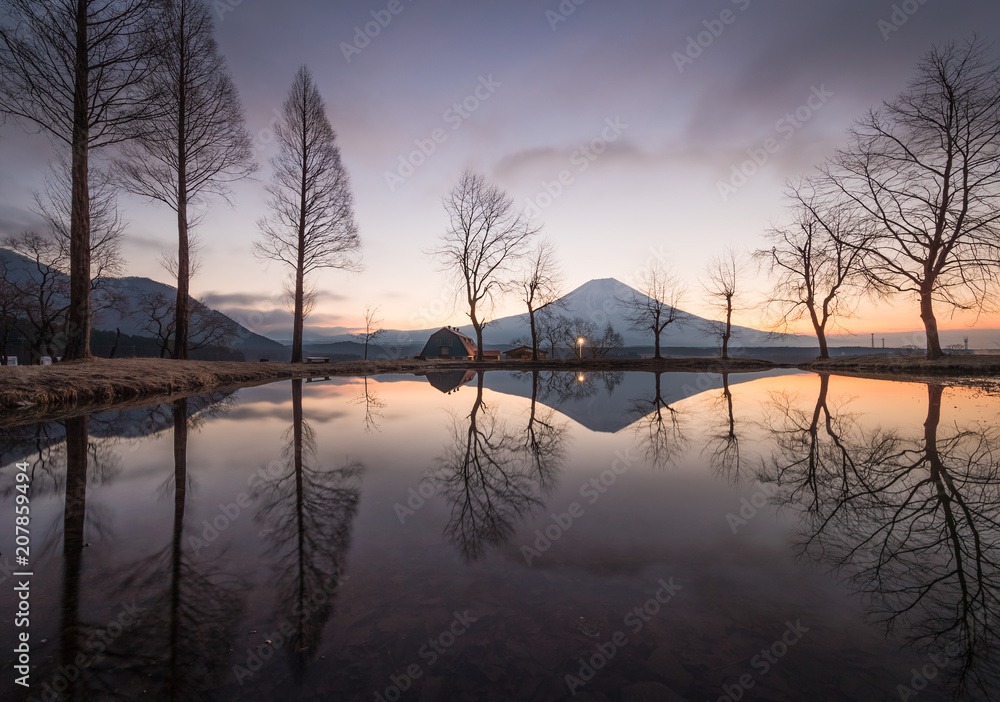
[801, 353, 1000, 377]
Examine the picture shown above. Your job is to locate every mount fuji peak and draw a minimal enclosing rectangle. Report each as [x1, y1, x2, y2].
[470, 277, 796, 348]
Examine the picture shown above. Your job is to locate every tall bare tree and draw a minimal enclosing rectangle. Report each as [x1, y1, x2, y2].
[117, 0, 256, 360]
[434, 170, 538, 361]
[517, 240, 562, 360]
[822, 38, 1000, 359]
[702, 248, 748, 360]
[755, 184, 868, 359]
[620, 263, 687, 360]
[0, 0, 160, 359]
[255, 66, 361, 364]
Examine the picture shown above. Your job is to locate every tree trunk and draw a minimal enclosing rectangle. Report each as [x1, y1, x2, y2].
[816, 332, 829, 360]
[919, 287, 944, 359]
[174, 200, 190, 360]
[654, 331, 661, 360]
[173, 20, 190, 361]
[292, 262, 304, 363]
[291, 88, 308, 364]
[808, 303, 830, 359]
[470, 306, 483, 361]
[529, 305, 538, 361]
[474, 323, 484, 362]
[174, 173, 190, 359]
[722, 297, 733, 360]
[65, 0, 92, 360]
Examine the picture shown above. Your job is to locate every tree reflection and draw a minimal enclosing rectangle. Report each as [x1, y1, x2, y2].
[351, 375, 386, 433]
[432, 372, 564, 562]
[59, 416, 87, 702]
[107, 397, 244, 701]
[760, 380, 1000, 697]
[703, 372, 744, 484]
[252, 379, 363, 680]
[628, 372, 687, 470]
[537, 369, 624, 402]
[524, 371, 567, 497]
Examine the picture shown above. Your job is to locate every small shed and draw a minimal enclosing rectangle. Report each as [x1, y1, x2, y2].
[420, 327, 478, 359]
[504, 346, 547, 360]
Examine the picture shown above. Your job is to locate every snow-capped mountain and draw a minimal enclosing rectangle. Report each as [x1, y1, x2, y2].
[318, 278, 806, 349]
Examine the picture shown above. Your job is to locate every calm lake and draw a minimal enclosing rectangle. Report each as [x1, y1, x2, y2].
[1, 370, 997, 701]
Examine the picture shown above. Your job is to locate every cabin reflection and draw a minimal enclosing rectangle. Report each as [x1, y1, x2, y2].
[425, 369, 477, 394]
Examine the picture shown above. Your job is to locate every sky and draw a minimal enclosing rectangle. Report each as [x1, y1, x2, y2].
[2, 0, 1000, 342]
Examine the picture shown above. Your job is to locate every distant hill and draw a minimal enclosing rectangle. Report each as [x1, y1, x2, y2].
[0, 247, 286, 357]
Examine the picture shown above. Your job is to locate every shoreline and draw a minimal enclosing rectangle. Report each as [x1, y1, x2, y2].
[1, 354, 997, 426]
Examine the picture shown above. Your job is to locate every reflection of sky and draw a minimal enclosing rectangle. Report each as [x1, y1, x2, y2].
[2, 1, 998, 337]
[2, 372, 997, 697]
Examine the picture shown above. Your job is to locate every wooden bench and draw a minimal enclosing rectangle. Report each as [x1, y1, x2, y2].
[305, 356, 331, 364]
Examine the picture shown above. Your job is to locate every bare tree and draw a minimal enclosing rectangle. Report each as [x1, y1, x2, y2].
[35, 162, 127, 290]
[702, 248, 748, 359]
[137, 291, 237, 358]
[117, 0, 256, 360]
[518, 240, 562, 360]
[822, 38, 1000, 359]
[589, 323, 625, 358]
[755, 184, 868, 359]
[557, 316, 597, 357]
[620, 263, 687, 360]
[255, 66, 361, 364]
[434, 170, 538, 361]
[353, 305, 385, 361]
[0, 0, 160, 359]
[0, 255, 25, 364]
[536, 307, 564, 358]
[2, 165, 126, 361]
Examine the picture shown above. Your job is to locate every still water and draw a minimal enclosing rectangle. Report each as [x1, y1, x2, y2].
[0, 370, 997, 701]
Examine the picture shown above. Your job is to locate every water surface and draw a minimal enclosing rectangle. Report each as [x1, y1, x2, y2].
[1, 370, 997, 701]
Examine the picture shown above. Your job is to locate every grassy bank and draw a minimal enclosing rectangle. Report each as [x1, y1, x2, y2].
[800, 353, 1000, 377]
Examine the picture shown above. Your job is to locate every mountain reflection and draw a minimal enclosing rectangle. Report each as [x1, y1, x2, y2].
[760, 379, 1000, 698]
[432, 372, 566, 562]
[251, 378, 363, 681]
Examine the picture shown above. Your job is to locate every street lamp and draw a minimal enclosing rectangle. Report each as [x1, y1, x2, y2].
[577, 337, 584, 359]
[577, 373, 585, 383]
